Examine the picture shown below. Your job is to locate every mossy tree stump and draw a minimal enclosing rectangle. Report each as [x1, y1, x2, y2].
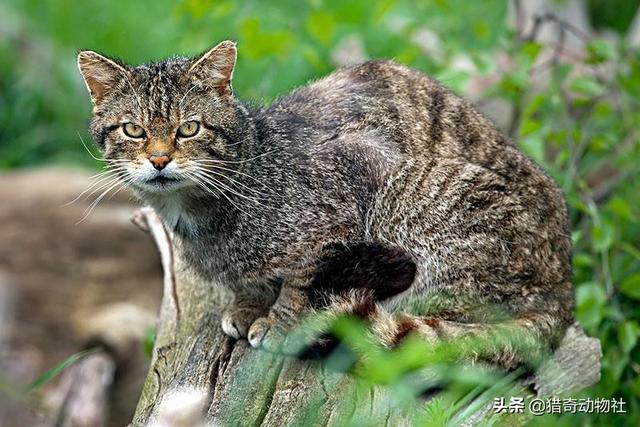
[130, 208, 601, 426]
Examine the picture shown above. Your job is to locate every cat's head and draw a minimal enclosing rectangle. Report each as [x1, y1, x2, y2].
[77, 41, 251, 195]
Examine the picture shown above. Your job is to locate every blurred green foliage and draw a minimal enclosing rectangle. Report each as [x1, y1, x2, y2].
[1, 0, 639, 425]
[0, 0, 507, 168]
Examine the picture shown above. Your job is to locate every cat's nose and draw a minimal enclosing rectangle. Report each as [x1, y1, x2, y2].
[149, 154, 171, 171]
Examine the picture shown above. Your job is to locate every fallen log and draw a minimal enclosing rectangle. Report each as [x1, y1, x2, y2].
[130, 207, 601, 426]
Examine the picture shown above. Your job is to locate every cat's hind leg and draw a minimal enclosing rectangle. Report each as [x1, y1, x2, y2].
[246, 242, 417, 353]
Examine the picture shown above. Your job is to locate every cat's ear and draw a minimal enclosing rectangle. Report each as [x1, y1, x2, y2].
[189, 40, 237, 97]
[77, 51, 131, 105]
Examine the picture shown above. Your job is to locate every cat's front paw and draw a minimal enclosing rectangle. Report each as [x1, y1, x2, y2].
[247, 316, 287, 352]
[247, 314, 326, 356]
[221, 307, 265, 339]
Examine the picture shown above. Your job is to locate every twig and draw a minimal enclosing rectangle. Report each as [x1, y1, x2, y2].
[132, 208, 181, 325]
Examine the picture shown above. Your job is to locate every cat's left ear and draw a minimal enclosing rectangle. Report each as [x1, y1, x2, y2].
[77, 51, 131, 106]
[189, 40, 237, 97]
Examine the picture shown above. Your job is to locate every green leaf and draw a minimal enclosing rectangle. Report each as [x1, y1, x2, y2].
[519, 118, 542, 136]
[571, 230, 583, 245]
[607, 197, 634, 221]
[620, 273, 640, 300]
[569, 76, 605, 97]
[239, 18, 292, 59]
[620, 242, 640, 261]
[575, 282, 607, 331]
[472, 21, 490, 41]
[617, 321, 639, 353]
[305, 11, 335, 45]
[573, 252, 593, 268]
[372, 0, 397, 22]
[500, 70, 528, 95]
[522, 94, 546, 118]
[520, 134, 545, 163]
[602, 347, 629, 381]
[435, 69, 469, 94]
[631, 375, 640, 397]
[144, 326, 156, 359]
[592, 220, 615, 252]
[586, 39, 615, 64]
[520, 41, 543, 64]
[29, 349, 97, 390]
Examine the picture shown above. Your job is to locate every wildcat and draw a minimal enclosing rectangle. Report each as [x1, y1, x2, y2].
[77, 40, 573, 367]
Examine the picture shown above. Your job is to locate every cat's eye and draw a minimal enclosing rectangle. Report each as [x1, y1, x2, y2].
[123, 123, 145, 138]
[177, 121, 200, 138]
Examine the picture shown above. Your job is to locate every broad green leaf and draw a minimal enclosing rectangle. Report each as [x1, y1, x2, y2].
[617, 321, 639, 353]
[519, 118, 542, 136]
[570, 76, 605, 97]
[602, 347, 629, 381]
[573, 252, 593, 268]
[575, 282, 607, 331]
[586, 39, 615, 64]
[607, 197, 634, 221]
[435, 69, 469, 94]
[522, 94, 546, 118]
[631, 375, 640, 397]
[472, 21, 490, 41]
[520, 41, 542, 64]
[620, 273, 640, 300]
[592, 220, 615, 252]
[305, 11, 335, 45]
[520, 134, 545, 163]
[239, 18, 292, 59]
[372, 0, 396, 22]
[500, 70, 528, 95]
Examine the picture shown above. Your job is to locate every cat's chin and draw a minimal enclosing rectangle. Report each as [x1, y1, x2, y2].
[135, 176, 192, 194]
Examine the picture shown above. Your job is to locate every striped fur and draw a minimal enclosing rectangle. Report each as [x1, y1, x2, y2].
[77, 41, 574, 368]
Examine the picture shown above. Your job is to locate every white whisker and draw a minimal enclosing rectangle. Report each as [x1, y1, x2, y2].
[191, 162, 269, 190]
[76, 131, 107, 162]
[193, 170, 264, 206]
[189, 170, 256, 218]
[192, 150, 275, 165]
[189, 165, 268, 201]
[76, 175, 130, 224]
[184, 171, 220, 199]
[63, 171, 119, 207]
[64, 164, 131, 207]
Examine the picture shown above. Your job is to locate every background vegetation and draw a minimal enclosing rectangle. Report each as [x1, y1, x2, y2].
[1, 0, 638, 425]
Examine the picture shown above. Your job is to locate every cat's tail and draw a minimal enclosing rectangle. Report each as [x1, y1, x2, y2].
[298, 241, 567, 369]
[300, 288, 565, 370]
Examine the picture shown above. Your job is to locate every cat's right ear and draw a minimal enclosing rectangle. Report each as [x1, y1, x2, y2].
[77, 51, 130, 105]
[189, 40, 237, 97]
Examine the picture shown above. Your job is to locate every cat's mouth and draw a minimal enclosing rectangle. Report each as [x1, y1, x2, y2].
[141, 175, 185, 191]
[148, 176, 180, 185]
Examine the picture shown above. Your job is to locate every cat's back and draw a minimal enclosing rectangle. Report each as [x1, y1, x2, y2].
[259, 60, 430, 142]
[257, 60, 507, 164]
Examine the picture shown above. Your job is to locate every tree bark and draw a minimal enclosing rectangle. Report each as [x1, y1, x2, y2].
[130, 208, 601, 426]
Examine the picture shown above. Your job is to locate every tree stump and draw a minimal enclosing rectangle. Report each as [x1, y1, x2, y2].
[130, 208, 601, 426]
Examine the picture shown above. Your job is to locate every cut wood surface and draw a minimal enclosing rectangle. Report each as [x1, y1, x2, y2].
[131, 208, 601, 426]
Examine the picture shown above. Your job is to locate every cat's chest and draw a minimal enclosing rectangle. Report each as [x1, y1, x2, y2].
[171, 221, 270, 282]
[154, 196, 194, 233]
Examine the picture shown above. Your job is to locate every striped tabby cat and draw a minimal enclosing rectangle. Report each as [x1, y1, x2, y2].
[77, 41, 573, 368]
